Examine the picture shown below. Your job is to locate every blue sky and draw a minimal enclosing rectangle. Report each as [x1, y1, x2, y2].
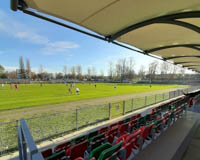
[0, 1, 191, 75]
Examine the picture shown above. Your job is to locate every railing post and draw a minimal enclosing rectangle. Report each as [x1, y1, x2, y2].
[76, 109, 78, 130]
[145, 96, 147, 106]
[155, 94, 157, 103]
[131, 99, 134, 111]
[123, 101, 125, 115]
[109, 103, 111, 120]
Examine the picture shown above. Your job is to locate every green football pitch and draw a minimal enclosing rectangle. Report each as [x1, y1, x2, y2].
[0, 83, 181, 111]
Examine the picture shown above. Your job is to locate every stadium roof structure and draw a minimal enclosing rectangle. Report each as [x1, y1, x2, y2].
[10, 0, 200, 72]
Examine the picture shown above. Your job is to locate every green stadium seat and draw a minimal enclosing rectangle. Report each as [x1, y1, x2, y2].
[89, 143, 112, 160]
[98, 141, 122, 160]
[87, 130, 98, 140]
[89, 133, 105, 142]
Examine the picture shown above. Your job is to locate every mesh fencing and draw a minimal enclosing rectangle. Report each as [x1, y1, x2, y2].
[1, 86, 200, 156]
[77, 104, 109, 129]
[0, 121, 18, 156]
[26, 111, 76, 142]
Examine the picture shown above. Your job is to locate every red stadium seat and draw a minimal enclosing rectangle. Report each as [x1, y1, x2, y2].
[118, 122, 129, 136]
[98, 126, 108, 134]
[54, 141, 71, 152]
[41, 148, 52, 159]
[66, 140, 88, 160]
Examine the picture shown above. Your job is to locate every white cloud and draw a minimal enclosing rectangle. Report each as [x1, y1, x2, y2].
[4, 66, 17, 72]
[15, 32, 49, 45]
[42, 41, 79, 55]
[0, 10, 79, 55]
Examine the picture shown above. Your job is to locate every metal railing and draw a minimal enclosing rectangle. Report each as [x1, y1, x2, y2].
[1, 86, 200, 157]
[18, 119, 43, 160]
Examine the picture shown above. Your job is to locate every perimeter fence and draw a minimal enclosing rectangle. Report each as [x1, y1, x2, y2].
[1, 86, 200, 156]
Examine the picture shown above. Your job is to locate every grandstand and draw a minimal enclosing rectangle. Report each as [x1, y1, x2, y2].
[6, 0, 200, 160]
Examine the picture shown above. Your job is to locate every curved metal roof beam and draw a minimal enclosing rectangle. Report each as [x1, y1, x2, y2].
[183, 64, 200, 67]
[145, 44, 200, 53]
[174, 61, 200, 65]
[165, 55, 200, 60]
[109, 11, 200, 41]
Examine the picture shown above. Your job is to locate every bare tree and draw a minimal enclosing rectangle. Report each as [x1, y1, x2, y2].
[87, 67, 91, 78]
[26, 59, 31, 78]
[160, 62, 170, 79]
[91, 66, 97, 77]
[100, 69, 104, 78]
[148, 61, 158, 80]
[0, 65, 4, 73]
[76, 64, 82, 79]
[19, 56, 26, 78]
[128, 57, 135, 79]
[39, 64, 44, 74]
[63, 65, 67, 78]
[70, 66, 76, 79]
[138, 65, 146, 79]
[108, 62, 114, 80]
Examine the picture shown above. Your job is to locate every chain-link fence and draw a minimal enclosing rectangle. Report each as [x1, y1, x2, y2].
[1, 86, 200, 156]
[0, 121, 18, 156]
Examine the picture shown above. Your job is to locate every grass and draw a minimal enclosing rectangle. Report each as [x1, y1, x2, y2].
[0, 83, 183, 156]
[0, 83, 181, 111]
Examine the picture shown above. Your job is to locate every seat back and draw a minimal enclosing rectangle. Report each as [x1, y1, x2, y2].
[54, 141, 71, 152]
[99, 141, 122, 160]
[87, 130, 98, 140]
[115, 133, 130, 145]
[71, 135, 86, 144]
[89, 143, 112, 159]
[69, 140, 88, 160]
[41, 148, 52, 159]
[125, 129, 141, 144]
[89, 133, 105, 142]
[98, 126, 108, 134]
[90, 137, 107, 151]
[45, 150, 65, 160]
[119, 122, 129, 135]
[141, 125, 152, 140]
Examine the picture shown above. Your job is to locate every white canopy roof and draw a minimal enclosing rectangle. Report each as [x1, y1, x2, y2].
[11, 0, 200, 72]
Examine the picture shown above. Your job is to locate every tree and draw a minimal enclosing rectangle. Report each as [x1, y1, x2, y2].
[8, 71, 16, 79]
[148, 61, 158, 80]
[138, 65, 146, 79]
[108, 62, 114, 80]
[76, 64, 82, 80]
[70, 66, 76, 79]
[26, 59, 31, 78]
[19, 56, 26, 78]
[63, 65, 67, 78]
[127, 57, 135, 80]
[160, 62, 170, 79]
[91, 66, 97, 77]
[0, 65, 5, 73]
[100, 69, 104, 78]
[87, 67, 91, 78]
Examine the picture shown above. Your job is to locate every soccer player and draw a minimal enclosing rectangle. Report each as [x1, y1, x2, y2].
[76, 88, 80, 95]
[1, 83, 4, 88]
[68, 87, 72, 95]
[10, 83, 13, 89]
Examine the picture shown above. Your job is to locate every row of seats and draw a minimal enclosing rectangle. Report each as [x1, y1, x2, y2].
[41, 96, 189, 160]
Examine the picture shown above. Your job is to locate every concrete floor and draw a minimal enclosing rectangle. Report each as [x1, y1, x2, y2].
[134, 111, 200, 160]
[181, 103, 200, 160]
